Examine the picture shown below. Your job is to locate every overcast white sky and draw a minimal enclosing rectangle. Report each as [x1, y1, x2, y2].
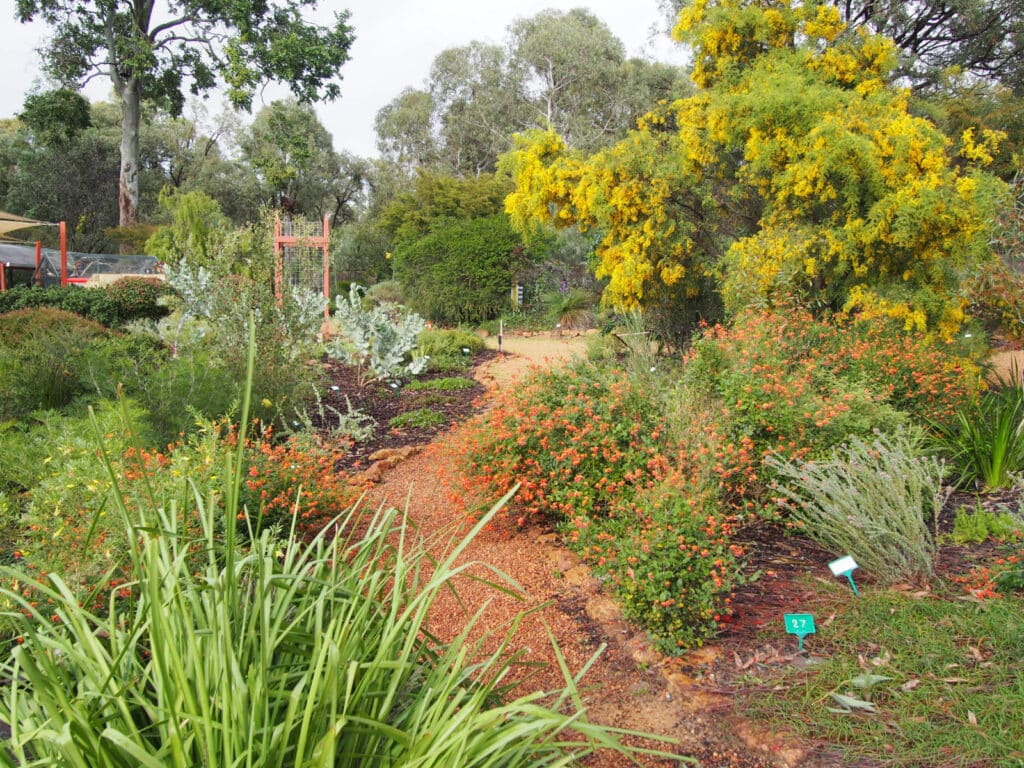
[0, 0, 687, 158]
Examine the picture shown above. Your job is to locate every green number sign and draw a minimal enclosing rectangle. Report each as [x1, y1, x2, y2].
[783, 613, 816, 651]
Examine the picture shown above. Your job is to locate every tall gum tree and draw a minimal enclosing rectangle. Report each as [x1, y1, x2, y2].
[503, 0, 1008, 339]
[15, 0, 354, 228]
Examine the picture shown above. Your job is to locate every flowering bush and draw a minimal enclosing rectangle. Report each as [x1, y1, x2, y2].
[237, 428, 363, 537]
[455, 362, 669, 524]
[575, 474, 745, 652]
[681, 308, 979, 507]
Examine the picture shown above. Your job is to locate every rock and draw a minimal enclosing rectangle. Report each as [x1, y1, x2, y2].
[368, 446, 418, 463]
[564, 566, 600, 590]
[547, 549, 577, 573]
[624, 633, 661, 667]
[586, 595, 623, 623]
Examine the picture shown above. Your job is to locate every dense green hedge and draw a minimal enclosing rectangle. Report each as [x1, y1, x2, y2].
[0, 278, 174, 327]
[393, 214, 532, 325]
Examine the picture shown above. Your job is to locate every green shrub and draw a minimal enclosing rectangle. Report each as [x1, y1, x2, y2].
[0, 308, 113, 418]
[0, 282, 173, 327]
[405, 376, 477, 392]
[390, 407, 446, 430]
[766, 430, 946, 585]
[950, 503, 1022, 544]
[542, 288, 595, 331]
[361, 278, 405, 307]
[417, 327, 485, 356]
[393, 214, 532, 325]
[161, 263, 326, 430]
[931, 376, 1024, 491]
[586, 476, 745, 653]
[102, 276, 174, 324]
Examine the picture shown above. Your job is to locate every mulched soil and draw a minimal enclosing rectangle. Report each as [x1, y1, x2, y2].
[316, 352, 495, 471]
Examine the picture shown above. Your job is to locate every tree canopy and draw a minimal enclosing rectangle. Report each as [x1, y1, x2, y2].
[374, 8, 691, 177]
[15, 0, 355, 227]
[504, 0, 1007, 340]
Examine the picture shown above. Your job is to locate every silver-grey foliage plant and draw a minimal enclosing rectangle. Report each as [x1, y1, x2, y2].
[327, 284, 427, 384]
[766, 429, 948, 586]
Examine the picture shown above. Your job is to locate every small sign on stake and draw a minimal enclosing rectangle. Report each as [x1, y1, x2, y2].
[828, 555, 860, 596]
[783, 613, 816, 652]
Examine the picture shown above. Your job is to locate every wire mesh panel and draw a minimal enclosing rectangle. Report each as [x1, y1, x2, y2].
[274, 215, 330, 313]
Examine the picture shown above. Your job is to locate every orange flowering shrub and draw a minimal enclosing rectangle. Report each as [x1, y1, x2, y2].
[454, 363, 670, 524]
[575, 474, 745, 652]
[238, 430, 362, 537]
[683, 308, 979, 507]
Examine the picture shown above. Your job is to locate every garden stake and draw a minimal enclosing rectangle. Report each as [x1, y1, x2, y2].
[829, 555, 860, 596]
[784, 613, 816, 653]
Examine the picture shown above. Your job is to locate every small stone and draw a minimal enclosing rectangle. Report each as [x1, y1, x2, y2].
[585, 596, 623, 623]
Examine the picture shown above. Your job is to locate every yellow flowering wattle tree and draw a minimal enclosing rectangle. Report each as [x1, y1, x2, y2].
[502, 0, 1007, 340]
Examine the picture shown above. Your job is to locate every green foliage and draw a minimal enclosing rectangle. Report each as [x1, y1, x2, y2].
[405, 376, 477, 392]
[18, 89, 92, 145]
[11, 400, 155, 596]
[950, 503, 1022, 544]
[389, 407, 446, 430]
[417, 327, 485, 356]
[0, 282, 173, 328]
[326, 284, 427, 385]
[393, 214, 530, 325]
[361, 279, 405, 308]
[931, 376, 1024, 490]
[103, 277, 176, 323]
[160, 259, 326, 430]
[542, 289, 595, 331]
[380, 172, 512, 246]
[0, 308, 113, 418]
[144, 187, 232, 268]
[766, 430, 946, 585]
[588, 476, 745, 652]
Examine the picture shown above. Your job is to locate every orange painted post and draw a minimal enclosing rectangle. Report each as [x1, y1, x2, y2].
[35, 241, 42, 286]
[0, 261, 7, 292]
[60, 221, 68, 287]
[273, 216, 284, 309]
[322, 215, 330, 319]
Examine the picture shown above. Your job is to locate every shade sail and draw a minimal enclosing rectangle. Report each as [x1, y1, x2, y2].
[0, 211, 50, 237]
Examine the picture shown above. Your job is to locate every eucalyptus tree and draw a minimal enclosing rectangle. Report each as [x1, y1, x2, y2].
[14, 0, 355, 227]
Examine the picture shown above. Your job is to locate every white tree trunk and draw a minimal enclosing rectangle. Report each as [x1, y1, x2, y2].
[118, 77, 142, 228]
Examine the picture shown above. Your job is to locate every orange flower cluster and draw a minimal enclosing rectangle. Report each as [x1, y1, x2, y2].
[454, 364, 669, 525]
[239, 431, 364, 537]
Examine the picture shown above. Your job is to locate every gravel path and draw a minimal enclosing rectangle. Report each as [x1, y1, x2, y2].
[355, 335, 832, 768]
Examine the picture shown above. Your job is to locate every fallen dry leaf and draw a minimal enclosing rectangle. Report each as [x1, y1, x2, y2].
[901, 679, 920, 691]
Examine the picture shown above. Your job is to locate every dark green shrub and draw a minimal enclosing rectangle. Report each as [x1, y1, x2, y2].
[393, 214, 534, 325]
[103, 277, 175, 324]
[0, 282, 173, 327]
